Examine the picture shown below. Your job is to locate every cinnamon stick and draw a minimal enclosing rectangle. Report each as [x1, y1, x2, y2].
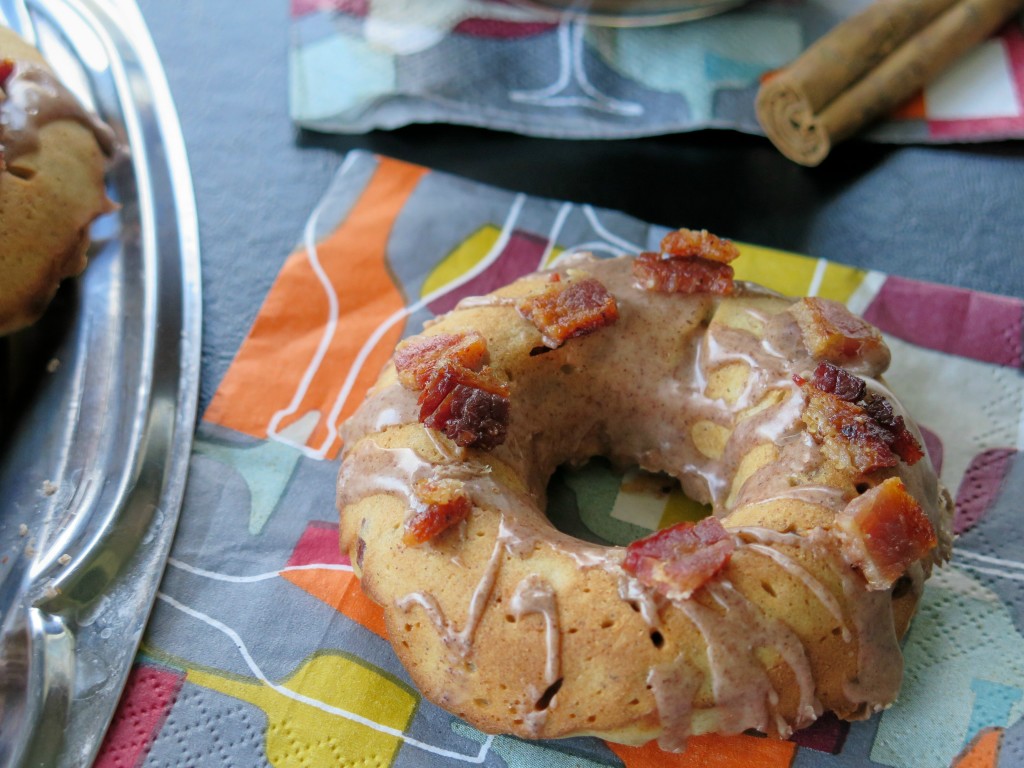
[755, 0, 1024, 166]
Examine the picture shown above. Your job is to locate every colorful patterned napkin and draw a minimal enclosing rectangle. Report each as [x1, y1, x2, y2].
[289, 0, 1024, 143]
[95, 152, 1023, 768]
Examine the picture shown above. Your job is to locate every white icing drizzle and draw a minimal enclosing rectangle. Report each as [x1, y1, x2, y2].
[833, 543, 907, 709]
[744, 483, 848, 511]
[510, 575, 561, 687]
[510, 574, 562, 736]
[454, 295, 518, 311]
[617, 574, 664, 629]
[739, 527, 904, 710]
[744, 542, 852, 643]
[337, 443, 425, 507]
[1, 63, 115, 160]
[397, 527, 509, 659]
[647, 656, 702, 752]
[735, 527, 852, 642]
[676, 580, 821, 737]
[425, 428, 466, 462]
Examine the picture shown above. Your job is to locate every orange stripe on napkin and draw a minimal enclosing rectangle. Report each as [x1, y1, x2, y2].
[951, 728, 1003, 768]
[205, 156, 426, 458]
[608, 733, 795, 768]
[282, 567, 387, 639]
[284, 521, 388, 638]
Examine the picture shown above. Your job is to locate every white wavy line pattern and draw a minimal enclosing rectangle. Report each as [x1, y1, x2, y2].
[538, 202, 572, 269]
[956, 549, 1024, 582]
[957, 562, 1024, 583]
[157, 591, 495, 763]
[263, 177, 650, 461]
[582, 205, 643, 253]
[807, 258, 828, 297]
[168, 557, 353, 583]
[265, 152, 361, 454]
[509, 22, 643, 116]
[266, 175, 526, 460]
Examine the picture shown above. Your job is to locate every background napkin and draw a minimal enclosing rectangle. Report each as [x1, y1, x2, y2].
[95, 152, 1024, 768]
[289, 0, 1024, 142]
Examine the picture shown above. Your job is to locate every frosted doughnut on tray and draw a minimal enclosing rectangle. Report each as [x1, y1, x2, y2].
[0, 25, 115, 336]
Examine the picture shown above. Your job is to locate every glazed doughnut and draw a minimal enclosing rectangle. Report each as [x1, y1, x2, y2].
[0, 26, 116, 335]
[337, 230, 953, 749]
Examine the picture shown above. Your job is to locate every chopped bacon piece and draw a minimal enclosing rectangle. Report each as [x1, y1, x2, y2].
[418, 362, 509, 450]
[633, 252, 735, 296]
[394, 331, 487, 391]
[800, 362, 924, 470]
[800, 386, 899, 474]
[0, 58, 14, 89]
[516, 277, 619, 348]
[623, 517, 735, 601]
[404, 477, 472, 545]
[660, 228, 740, 264]
[789, 298, 890, 374]
[418, 360, 507, 416]
[420, 362, 510, 449]
[861, 392, 925, 465]
[811, 360, 866, 402]
[889, 425, 925, 465]
[394, 330, 510, 449]
[837, 478, 937, 590]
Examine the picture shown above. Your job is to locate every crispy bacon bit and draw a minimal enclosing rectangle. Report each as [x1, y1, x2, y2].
[633, 228, 740, 295]
[633, 252, 735, 295]
[394, 330, 510, 449]
[789, 298, 890, 373]
[394, 332, 487, 391]
[660, 228, 740, 264]
[420, 362, 510, 449]
[623, 517, 735, 601]
[860, 392, 924, 464]
[889, 424, 926, 465]
[801, 387, 898, 473]
[812, 360, 866, 402]
[404, 477, 472, 545]
[799, 362, 924, 471]
[0, 58, 13, 89]
[837, 478, 937, 590]
[516, 277, 619, 349]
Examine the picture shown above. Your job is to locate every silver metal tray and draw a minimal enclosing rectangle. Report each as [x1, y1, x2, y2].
[0, 0, 200, 765]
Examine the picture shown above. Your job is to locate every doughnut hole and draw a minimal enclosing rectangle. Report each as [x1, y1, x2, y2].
[544, 459, 714, 550]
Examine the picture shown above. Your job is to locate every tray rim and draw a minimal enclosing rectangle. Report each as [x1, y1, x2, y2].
[0, 0, 201, 765]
